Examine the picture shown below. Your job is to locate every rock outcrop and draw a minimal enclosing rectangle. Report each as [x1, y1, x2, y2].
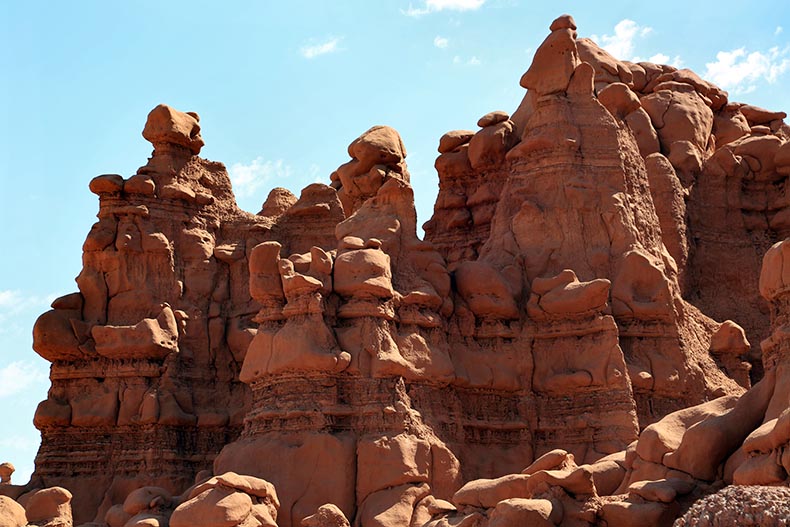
[424, 218, 790, 527]
[9, 12, 790, 527]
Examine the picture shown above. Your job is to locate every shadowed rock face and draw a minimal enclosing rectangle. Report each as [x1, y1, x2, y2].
[8, 11, 790, 527]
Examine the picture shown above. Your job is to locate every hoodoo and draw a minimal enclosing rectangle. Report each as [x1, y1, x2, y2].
[3, 13, 790, 527]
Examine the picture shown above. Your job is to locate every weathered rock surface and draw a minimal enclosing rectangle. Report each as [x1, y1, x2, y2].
[675, 485, 790, 526]
[14, 11, 790, 527]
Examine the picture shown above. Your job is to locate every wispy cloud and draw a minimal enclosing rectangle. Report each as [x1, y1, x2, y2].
[434, 36, 449, 49]
[0, 290, 58, 328]
[705, 46, 790, 94]
[300, 37, 342, 59]
[0, 361, 48, 398]
[0, 290, 20, 310]
[403, 0, 485, 17]
[453, 55, 481, 66]
[591, 19, 653, 61]
[307, 164, 323, 184]
[776, 26, 784, 36]
[229, 157, 292, 198]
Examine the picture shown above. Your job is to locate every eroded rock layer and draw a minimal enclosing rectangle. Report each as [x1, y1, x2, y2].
[6, 13, 790, 527]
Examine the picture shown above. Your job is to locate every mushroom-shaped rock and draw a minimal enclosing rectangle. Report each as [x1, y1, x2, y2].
[333, 247, 394, 299]
[24, 487, 73, 527]
[708, 320, 752, 387]
[549, 14, 576, 31]
[438, 130, 475, 154]
[520, 17, 580, 95]
[0, 462, 15, 484]
[468, 120, 517, 170]
[142, 104, 204, 154]
[335, 126, 409, 215]
[89, 174, 125, 195]
[348, 125, 406, 169]
[710, 320, 750, 356]
[759, 239, 790, 301]
[477, 111, 510, 128]
[33, 307, 84, 362]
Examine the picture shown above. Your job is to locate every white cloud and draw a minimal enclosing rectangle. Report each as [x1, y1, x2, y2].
[467, 56, 481, 65]
[776, 26, 784, 36]
[644, 53, 684, 68]
[0, 361, 48, 398]
[592, 19, 683, 68]
[704, 46, 790, 94]
[300, 37, 342, 59]
[434, 35, 449, 49]
[229, 157, 292, 198]
[590, 18, 653, 60]
[648, 52, 669, 64]
[403, 0, 485, 17]
[591, 19, 653, 60]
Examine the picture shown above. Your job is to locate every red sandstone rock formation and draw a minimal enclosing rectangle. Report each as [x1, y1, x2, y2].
[430, 234, 790, 527]
[5, 12, 790, 527]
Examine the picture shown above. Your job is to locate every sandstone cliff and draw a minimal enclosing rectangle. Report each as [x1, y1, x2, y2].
[2, 13, 789, 527]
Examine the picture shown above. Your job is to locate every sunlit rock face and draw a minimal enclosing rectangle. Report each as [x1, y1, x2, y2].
[13, 12, 790, 527]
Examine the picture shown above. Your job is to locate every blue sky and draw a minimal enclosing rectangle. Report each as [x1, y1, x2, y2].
[1, 0, 789, 484]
